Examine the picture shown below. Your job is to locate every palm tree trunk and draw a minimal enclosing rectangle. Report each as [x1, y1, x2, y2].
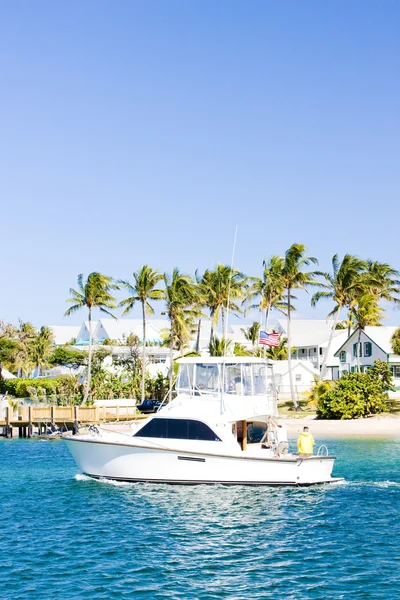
[141, 301, 146, 403]
[195, 319, 201, 353]
[221, 307, 225, 337]
[357, 328, 361, 373]
[83, 309, 92, 404]
[287, 289, 300, 411]
[319, 308, 340, 381]
[210, 310, 215, 344]
[169, 317, 174, 400]
[264, 305, 270, 332]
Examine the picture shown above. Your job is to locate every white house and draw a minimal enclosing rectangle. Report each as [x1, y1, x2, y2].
[333, 326, 400, 392]
[273, 319, 347, 378]
[271, 359, 319, 400]
[49, 325, 81, 346]
[75, 321, 99, 345]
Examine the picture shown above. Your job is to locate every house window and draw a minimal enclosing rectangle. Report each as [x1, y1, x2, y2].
[353, 343, 362, 357]
[393, 366, 400, 379]
[319, 348, 323, 355]
[301, 349, 305, 354]
[339, 351, 346, 363]
[364, 342, 372, 358]
[295, 374, 302, 382]
[135, 418, 221, 441]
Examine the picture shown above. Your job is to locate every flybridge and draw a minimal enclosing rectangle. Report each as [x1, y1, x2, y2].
[175, 357, 277, 417]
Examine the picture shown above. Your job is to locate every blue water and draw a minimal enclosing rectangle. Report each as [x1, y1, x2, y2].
[1, 438, 399, 599]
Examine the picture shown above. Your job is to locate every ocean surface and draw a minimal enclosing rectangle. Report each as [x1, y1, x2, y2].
[0, 437, 399, 600]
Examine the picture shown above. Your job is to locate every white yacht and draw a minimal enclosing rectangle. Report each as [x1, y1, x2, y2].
[64, 357, 341, 486]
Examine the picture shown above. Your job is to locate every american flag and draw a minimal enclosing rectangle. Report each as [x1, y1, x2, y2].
[259, 331, 280, 347]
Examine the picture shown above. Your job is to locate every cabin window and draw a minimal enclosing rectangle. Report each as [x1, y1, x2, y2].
[224, 363, 253, 396]
[253, 364, 267, 395]
[135, 418, 221, 441]
[176, 364, 194, 393]
[339, 351, 346, 363]
[195, 363, 220, 394]
[364, 342, 372, 357]
[353, 343, 362, 357]
[246, 421, 267, 443]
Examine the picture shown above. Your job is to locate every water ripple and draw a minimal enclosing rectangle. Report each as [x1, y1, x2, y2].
[0, 437, 399, 599]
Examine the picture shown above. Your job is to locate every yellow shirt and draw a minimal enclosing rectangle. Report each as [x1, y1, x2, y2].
[297, 432, 315, 455]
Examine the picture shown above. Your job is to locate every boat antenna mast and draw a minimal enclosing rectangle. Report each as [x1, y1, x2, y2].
[220, 225, 238, 414]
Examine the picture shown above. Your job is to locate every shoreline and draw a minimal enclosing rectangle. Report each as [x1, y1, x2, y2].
[279, 415, 400, 438]
[103, 415, 400, 438]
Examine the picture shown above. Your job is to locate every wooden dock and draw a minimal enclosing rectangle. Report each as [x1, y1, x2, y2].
[0, 404, 145, 438]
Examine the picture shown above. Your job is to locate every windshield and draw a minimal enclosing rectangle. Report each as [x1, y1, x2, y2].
[176, 362, 273, 397]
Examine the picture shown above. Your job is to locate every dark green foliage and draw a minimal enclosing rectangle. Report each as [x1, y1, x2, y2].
[0, 338, 23, 366]
[0, 376, 78, 399]
[317, 360, 393, 419]
[48, 347, 86, 368]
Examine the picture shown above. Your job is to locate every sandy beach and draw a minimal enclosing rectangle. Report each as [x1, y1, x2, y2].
[280, 415, 400, 437]
[104, 415, 400, 438]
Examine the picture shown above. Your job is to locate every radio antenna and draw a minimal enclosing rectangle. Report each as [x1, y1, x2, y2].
[220, 226, 238, 415]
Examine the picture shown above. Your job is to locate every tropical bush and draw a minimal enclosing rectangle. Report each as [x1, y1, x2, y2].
[391, 328, 400, 355]
[317, 361, 394, 419]
[0, 375, 83, 404]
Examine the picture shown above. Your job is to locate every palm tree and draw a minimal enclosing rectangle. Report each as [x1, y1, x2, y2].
[281, 243, 320, 410]
[351, 293, 384, 373]
[311, 254, 367, 380]
[209, 336, 233, 357]
[245, 256, 288, 331]
[119, 265, 164, 403]
[65, 273, 118, 403]
[365, 260, 400, 305]
[163, 269, 198, 397]
[29, 326, 54, 376]
[265, 336, 290, 360]
[199, 264, 246, 341]
[241, 321, 260, 349]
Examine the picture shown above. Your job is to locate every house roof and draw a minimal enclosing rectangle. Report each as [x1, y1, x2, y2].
[96, 318, 169, 341]
[49, 325, 81, 345]
[334, 326, 399, 356]
[271, 359, 319, 377]
[1, 367, 16, 379]
[273, 319, 342, 347]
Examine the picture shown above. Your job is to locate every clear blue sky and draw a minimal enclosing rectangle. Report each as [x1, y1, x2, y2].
[0, 0, 399, 327]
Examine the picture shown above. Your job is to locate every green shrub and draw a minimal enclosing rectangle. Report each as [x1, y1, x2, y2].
[317, 361, 393, 419]
[391, 328, 400, 355]
[0, 375, 82, 401]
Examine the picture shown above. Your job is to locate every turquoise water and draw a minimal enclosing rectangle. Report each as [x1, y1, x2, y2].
[1, 438, 399, 599]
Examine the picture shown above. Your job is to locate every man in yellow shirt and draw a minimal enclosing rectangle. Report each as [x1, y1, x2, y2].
[297, 426, 315, 456]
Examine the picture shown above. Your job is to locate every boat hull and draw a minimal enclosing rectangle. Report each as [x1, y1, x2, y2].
[65, 437, 338, 486]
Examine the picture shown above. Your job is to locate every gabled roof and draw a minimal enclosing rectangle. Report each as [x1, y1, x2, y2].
[96, 318, 169, 341]
[1, 367, 16, 379]
[49, 325, 81, 345]
[334, 326, 399, 356]
[273, 319, 341, 347]
[272, 359, 319, 377]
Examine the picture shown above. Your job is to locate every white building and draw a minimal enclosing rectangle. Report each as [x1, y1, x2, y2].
[272, 359, 319, 400]
[49, 325, 81, 346]
[273, 319, 348, 379]
[333, 326, 400, 392]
